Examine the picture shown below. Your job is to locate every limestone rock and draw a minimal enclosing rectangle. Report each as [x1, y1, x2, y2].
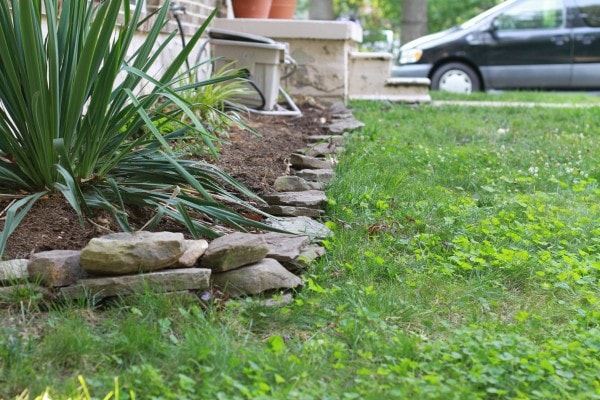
[0, 259, 28, 282]
[261, 232, 310, 263]
[293, 169, 335, 184]
[286, 244, 326, 271]
[327, 118, 365, 134]
[303, 142, 343, 157]
[80, 231, 185, 275]
[60, 268, 211, 300]
[290, 153, 334, 170]
[28, 250, 86, 287]
[201, 232, 269, 272]
[332, 112, 354, 120]
[261, 205, 324, 218]
[266, 216, 333, 239]
[330, 102, 351, 115]
[262, 190, 327, 208]
[300, 244, 326, 260]
[212, 258, 302, 297]
[273, 176, 322, 192]
[178, 240, 209, 268]
[306, 135, 345, 146]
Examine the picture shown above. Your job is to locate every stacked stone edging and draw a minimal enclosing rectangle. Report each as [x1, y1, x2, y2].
[0, 103, 364, 302]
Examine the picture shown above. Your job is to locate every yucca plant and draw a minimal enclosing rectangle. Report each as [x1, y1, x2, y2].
[0, 0, 273, 257]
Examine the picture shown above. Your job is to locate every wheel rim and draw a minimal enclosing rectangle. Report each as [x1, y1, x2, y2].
[438, 69, 473, 93]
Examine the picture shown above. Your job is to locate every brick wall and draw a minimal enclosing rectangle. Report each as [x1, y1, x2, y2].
[42, 0, 223, 89]
[51, 1, 220, 35]
[144, 0, 221, 34]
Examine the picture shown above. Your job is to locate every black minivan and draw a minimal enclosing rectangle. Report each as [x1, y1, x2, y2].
[392, 0, 600, 93]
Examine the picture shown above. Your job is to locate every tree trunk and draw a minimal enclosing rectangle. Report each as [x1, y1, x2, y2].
[401, 0, 428, 44]
[309, 0, 334, 20]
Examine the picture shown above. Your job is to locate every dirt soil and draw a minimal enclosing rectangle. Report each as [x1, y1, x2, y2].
[0, 102, 332, 260]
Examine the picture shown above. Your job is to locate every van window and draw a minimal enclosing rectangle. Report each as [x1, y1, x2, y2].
[575, 0, 600, 27]
[494, 0, 564, 30]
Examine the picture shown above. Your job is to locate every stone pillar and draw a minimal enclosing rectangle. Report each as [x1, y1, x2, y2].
[212, 19, 363, 105]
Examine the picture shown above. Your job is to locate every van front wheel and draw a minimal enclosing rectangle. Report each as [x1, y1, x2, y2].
[431, 63, 481, 93]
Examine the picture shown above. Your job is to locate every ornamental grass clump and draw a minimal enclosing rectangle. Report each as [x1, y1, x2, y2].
[173, 63, 258, 156]
[0, 0, 270, 257]
[182, 63, 256, 137]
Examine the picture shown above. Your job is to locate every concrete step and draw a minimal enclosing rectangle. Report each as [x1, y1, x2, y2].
[348, 51, 431, 103]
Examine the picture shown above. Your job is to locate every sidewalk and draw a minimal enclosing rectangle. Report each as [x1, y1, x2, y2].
[432, 100, 600, 108]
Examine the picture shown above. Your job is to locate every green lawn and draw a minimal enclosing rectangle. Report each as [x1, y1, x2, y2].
[1, 97, 599, 399]
[431, 89, 600, 104]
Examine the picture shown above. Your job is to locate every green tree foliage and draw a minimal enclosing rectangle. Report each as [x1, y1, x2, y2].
[334, 0, 400, 29]
[333, 0, 503, 40]
[429, 0, 503, 32]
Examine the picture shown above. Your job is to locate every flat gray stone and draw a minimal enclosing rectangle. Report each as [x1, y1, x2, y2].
[293, 169, 335, 184]
[303, 142, 344, 157]
[28, 250, 87, 288]
[261, 232, 311, 263]
[265, 216, 333, 239]
[329, 102, 351, 115]
[211, 258, 302, 297]
[286, 244, 326, 271]
[327, 118, 364, 134]
[273, 176, 322, 192]
[177, 240, 209, 268]
[300, 244, 326, 260]
[0, 259, 28, 282]
[262, 190, 327, 208]
[261, 205, 325, 218]
[60, 268, 211, 300]
[201, 232, 269, 272]
[332, 112, 354, 120]
[80, 231, 185, 275]
[306, 135, 345, 146]
[290, 153, 334, 170]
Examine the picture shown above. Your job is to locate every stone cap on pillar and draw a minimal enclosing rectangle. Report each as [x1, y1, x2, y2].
[212, 18, 363, 42]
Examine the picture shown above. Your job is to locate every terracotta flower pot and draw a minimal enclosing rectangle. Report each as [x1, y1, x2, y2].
[233, 0, 273, 18]
[269, 0, 296, 19]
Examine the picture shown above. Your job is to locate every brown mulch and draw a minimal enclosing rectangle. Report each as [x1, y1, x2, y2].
[0, 102, 332, 260]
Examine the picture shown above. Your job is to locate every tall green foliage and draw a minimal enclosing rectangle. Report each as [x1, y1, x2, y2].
[0, 0, 271, 257]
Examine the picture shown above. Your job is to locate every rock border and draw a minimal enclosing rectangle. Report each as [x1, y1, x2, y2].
[0, 103, 363, 302]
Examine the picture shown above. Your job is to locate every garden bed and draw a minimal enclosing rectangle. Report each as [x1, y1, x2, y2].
[0, 101, 331, 259]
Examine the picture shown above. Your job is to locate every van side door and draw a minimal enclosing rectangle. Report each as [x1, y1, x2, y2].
[571, 0, 600, 87]
[483, 0, 573, 88]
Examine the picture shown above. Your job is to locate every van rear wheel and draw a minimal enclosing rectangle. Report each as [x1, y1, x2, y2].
[431, 63, 481, 93]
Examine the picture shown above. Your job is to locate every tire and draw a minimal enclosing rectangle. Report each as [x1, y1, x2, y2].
[431, 62, 481, 93]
